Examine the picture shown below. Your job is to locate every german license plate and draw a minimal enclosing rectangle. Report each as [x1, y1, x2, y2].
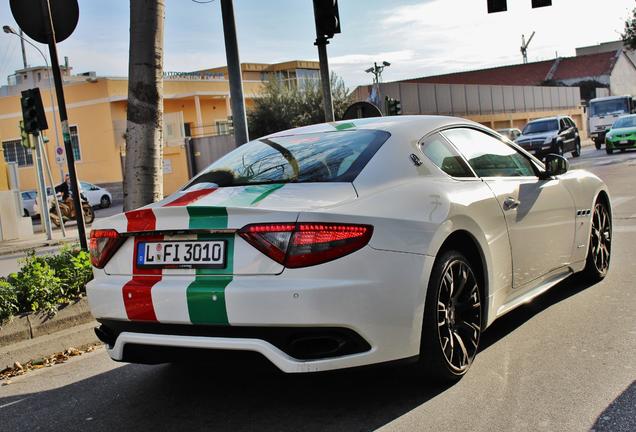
[620, 140, 629, 145]
[136, 240, 226, 268]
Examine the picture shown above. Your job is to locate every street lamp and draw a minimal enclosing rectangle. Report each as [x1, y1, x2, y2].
[365, 61, 391, 85]
[3, 25, 63, 181]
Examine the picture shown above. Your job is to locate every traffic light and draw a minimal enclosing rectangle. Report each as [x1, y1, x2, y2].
[313, 0, 341, 39]
[18, 120, 32, 149]
[20, 88, 48, 134]
[385, 97, 402, 116]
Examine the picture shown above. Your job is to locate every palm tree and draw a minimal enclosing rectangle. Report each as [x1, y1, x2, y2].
[123, 0, 165, 210]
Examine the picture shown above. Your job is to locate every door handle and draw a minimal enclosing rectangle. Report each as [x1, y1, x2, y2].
[503, 197, 520, 211]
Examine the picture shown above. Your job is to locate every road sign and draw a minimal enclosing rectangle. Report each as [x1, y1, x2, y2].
[9, 0, 79, 44]
[55, 154, 65, 165]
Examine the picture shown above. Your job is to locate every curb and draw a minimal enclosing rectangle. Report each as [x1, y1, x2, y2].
[0, 298, 98, 369]
[0, 237, 79, 257]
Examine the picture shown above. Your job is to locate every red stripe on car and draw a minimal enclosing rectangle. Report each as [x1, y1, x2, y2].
[125, 208, 156, 232]
[163, 188, 218, 207]
[122, 210, 161, 321]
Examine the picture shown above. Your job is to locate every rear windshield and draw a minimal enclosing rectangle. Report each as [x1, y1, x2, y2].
[590, 99, 629, 117]
[187, 130, 390, 188]
[612, 116, 636, 129]
[522, 119, 558, 134]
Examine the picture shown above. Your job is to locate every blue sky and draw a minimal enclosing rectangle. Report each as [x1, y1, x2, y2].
[0, 0, 634, 89]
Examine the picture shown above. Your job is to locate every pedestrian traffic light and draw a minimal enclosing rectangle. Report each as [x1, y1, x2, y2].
[20, 88, 48, 134]
[313, 0, 341, 39]
[386, 97, 402, 116]
[18, 120, 32, 149]
[487, 0, 507, 13]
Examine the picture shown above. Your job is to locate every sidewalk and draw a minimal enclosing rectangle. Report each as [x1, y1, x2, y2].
[0, 227, 80, 257]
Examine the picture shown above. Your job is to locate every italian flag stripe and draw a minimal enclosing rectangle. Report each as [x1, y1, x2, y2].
[185, 216, 233, 325]
[123, 210, 162, 321]
[163, 187, 218, 207]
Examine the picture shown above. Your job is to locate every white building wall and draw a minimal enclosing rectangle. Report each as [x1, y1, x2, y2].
[609, 54, 636, 96]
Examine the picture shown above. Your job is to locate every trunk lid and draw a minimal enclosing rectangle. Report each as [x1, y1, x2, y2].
[97, 183, 357, 276]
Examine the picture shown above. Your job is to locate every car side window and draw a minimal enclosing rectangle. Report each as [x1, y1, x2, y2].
[441, 128, 537, 177]
[420, 133, 474, 178]
[559, 119, 567, 130]
[567, 118, 576, 128]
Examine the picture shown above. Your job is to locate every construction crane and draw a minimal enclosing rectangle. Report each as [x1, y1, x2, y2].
[521, 31, 535, 64]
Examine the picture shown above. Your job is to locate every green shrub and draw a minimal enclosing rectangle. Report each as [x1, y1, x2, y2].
[0, 245, 94, 323]
[0, 278, 18, 322]
[44, 246, 92, 302]
[10, 252, 62, 314]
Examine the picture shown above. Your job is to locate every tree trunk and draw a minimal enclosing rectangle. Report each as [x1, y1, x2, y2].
[124, 0, 165, 211]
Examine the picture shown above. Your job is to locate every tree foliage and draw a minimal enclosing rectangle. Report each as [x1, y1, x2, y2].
[248, 74, 352, 139]
[622, 6, 636, 50]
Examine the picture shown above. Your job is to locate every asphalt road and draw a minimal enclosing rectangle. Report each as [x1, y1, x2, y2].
[1, 146, 634, 432]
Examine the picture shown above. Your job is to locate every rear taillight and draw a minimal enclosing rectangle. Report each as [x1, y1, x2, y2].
[238, 223, 373, 268]
[89, 229, 124, 269]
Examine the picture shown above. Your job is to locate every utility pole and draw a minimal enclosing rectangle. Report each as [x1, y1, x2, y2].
[33, 133, 52, 239]
[39, 0, 87, 249]
[19, 28, 27, 68]
[313, 0, 341, 123]
[315, 36, 334, 122]
[220, 0, 249, 146]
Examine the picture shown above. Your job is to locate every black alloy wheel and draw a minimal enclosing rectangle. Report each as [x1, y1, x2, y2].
[419, 251, 482, 382]
[594, 140, 602, 150]
[582, 200, 611, 281]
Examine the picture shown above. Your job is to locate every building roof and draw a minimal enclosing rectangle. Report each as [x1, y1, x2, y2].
[398, 51, 621, 86]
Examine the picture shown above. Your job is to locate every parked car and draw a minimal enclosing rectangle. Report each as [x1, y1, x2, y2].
[21, 188, 54, 217]
[80, 182, 113, 208]
[605, 114, 636, 154]
[88, 116, 611, 382]
[496, 127, 521, 141]
[515, 116, 581, 159]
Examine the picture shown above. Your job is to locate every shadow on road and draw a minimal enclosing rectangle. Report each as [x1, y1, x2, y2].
[0, 275, 603, 432]
[479, 273, 598, 352]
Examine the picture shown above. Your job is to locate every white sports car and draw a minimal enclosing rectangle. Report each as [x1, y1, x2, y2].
[87, 116, 612, 381]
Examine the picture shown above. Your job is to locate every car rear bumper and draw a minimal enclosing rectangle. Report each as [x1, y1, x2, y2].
[87, 248, 435, 372]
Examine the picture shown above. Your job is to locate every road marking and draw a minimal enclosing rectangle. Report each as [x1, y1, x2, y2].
[0, 398, 28, 409]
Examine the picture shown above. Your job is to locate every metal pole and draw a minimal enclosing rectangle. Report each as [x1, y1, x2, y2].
[8, 29, 64, 181]
[40, 0, 87, 249]
[315, 36, 334, 123]
[33, 134, 52, 240]
[18, 29, 27, 68]
[220, 0, 249, 146]
[40, 134, 66, 237]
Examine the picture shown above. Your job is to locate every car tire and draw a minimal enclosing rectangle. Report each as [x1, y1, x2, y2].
[417, 250, 482, 383]
[594, 140, 601, 150]
[100, 195, 111, 208]
[23, 209, 29, 217]
[581, 199, 611, 282]
[606, 147, 614, 155]
[620, 148, 626, 153]
[572, 139, 581, 157]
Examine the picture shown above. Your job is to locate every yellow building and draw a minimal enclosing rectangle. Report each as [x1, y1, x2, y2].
[0, 60, 319, 199]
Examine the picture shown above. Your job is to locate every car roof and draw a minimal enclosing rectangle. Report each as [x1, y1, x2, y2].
[527, 116, 571, 123]
[264, 115, 482, 138]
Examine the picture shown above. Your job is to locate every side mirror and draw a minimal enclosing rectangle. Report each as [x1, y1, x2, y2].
[543, 154, 568, 177]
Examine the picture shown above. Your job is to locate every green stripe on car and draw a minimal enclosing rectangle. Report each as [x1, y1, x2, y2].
[185, 214, 234, 324]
